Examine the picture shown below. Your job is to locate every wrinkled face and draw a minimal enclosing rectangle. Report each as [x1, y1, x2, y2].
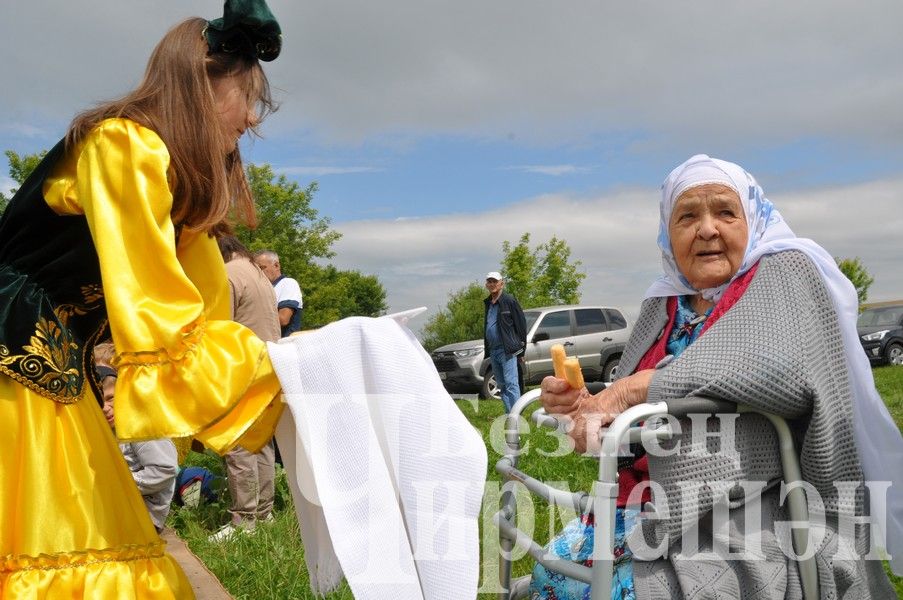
[485, 278, 503, 295]
[254, 255, 281, 282]
[669, 184, 748, 290]
[212, 75, 258, 152]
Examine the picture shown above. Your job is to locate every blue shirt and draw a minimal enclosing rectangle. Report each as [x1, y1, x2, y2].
[486, 302, 502, 349]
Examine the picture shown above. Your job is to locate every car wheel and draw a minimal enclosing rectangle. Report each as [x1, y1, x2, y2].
[602, 356, 621, 383]
[481, 370, 501, 400]
[887, 343, 903, 366]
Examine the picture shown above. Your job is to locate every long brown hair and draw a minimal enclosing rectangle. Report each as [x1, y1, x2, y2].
[67, 17, 276, 233]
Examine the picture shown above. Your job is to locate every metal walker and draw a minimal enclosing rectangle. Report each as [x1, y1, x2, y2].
[494, 385, 819, 600]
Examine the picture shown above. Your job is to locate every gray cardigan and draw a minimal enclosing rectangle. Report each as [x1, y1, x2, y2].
[618, 251, 895, 599]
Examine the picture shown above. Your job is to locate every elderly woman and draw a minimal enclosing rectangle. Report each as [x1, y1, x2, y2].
[534, 155, 901, 599]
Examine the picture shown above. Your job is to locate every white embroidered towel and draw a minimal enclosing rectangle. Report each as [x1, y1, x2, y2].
[268, 315, 487, 600]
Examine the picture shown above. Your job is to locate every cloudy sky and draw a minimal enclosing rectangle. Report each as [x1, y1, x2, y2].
[2, 1, 902, 329]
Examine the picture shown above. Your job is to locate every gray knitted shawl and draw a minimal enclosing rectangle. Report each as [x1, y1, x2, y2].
[619, 251, 895, 599]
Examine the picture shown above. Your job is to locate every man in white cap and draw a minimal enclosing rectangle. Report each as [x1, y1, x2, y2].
[483, 271, 527, 412]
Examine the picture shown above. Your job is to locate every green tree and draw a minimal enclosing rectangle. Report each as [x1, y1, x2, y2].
[420, 233, 585, 349]
[0, 150, 47, 212]
[235, 163, 387, 327]
[421, 283, 486, 351]
[501, 233, 585, 308]
[236, 164, 340, 282]
[836, 257, 874, 308]
[303, 265, 388, 327]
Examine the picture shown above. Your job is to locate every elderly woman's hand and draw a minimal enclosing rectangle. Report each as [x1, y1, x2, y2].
[540, 369, 656, 453]
[539, 375, 586, 413]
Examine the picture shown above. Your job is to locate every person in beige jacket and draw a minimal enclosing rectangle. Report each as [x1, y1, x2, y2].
[210, 234, 282, 541]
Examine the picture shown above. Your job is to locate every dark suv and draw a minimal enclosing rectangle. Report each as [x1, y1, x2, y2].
[857, 304, 903, 366]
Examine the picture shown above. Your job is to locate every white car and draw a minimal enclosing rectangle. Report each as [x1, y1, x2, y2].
[430, 305, 631, 399]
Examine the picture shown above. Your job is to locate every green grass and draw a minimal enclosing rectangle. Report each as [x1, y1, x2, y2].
[871, 366, 903, 596]
[173, 506, 353, 599]
[173, 368, 903, 598]
[873, 365, 903, 429]
[169, 452, 354, 600]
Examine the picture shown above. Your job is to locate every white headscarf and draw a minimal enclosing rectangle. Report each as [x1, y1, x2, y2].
[646, 154, 903, 573]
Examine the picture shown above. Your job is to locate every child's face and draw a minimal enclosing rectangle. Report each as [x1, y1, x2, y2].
[101, 377, 116, 429]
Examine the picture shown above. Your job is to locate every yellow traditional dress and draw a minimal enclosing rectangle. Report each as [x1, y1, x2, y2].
[0, 118, 283, 598]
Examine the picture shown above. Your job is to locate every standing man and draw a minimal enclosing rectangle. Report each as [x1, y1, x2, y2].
[211, 236, 281, 541]
[254, 249, 303, 336]
[483, 271, 527, 412]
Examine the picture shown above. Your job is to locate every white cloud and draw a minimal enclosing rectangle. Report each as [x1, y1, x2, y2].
[276, 166, 382, 176]
[2, 1, 901, 149]
[503, 165, 591, 176]
[275, 0, 903, 147]
[0, 176, 14, 197]
[330, 178, 903, 331]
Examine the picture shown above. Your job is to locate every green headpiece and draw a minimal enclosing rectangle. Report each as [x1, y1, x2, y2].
[205, 0, 282, 62]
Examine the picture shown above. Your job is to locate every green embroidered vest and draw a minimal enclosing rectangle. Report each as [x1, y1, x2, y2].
[0, 140, 108, 403]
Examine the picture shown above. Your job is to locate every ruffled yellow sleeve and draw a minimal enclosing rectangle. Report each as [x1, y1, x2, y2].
[74, 118, 282, 453]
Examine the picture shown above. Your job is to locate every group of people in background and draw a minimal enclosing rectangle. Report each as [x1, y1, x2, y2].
[210, 241, 302, 540]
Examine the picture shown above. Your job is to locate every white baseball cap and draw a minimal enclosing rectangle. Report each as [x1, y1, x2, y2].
[485, 271, 503, 281]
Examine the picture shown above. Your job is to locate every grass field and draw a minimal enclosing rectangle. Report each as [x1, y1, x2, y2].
[173, 366, 903, 598]
[873, 365, 903, 430]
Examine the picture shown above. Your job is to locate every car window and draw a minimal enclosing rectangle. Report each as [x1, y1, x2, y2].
[535, 310, 571, 340]
[525, 311, 541, 332]
[859, 306, 903, 327]
[604, 309, 627, 330]
[574, 309, 606, 335]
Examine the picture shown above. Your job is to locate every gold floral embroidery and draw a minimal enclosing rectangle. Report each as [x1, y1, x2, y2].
[1, 317, 80, 398]
[0, 283, 104, 403]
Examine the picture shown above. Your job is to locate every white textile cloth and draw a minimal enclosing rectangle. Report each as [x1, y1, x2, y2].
[647, 154, 903, 573]
[268, 315, 488, 598]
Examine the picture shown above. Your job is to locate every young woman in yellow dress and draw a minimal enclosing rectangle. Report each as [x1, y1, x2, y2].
[0, 2, 284, 597]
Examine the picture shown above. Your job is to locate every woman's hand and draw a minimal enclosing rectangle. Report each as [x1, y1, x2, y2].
[539, 377, 605, 453]
[540, 369, 656, 453]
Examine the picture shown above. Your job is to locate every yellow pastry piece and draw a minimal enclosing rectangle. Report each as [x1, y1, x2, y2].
[563, 357, 584, 389]
[551, 343, 567, 379]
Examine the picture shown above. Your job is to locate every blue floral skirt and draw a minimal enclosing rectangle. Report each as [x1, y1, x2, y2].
[529, 508, 638, 600]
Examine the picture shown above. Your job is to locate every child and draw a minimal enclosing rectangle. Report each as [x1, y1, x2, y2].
[96, 343, 178, 534]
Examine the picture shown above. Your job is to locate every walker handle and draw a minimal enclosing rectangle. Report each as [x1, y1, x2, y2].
[664, 396, 736, 417]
